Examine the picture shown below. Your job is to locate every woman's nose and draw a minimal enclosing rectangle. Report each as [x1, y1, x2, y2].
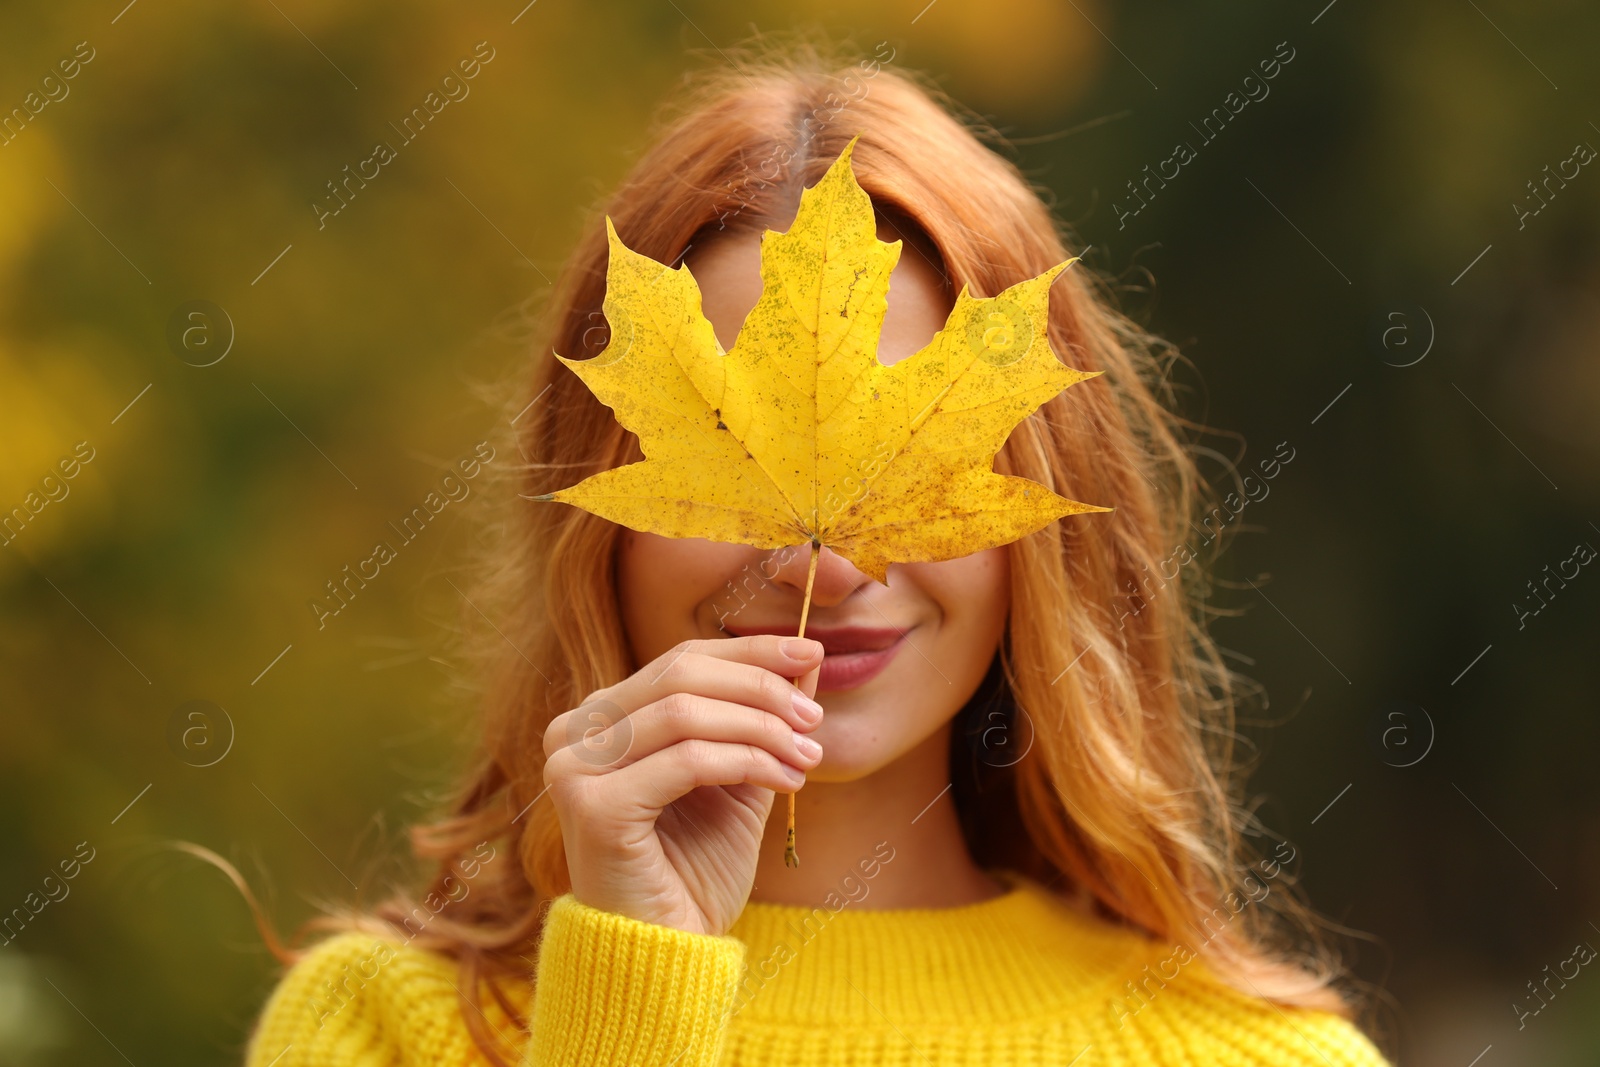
[765, 543, 873, 607]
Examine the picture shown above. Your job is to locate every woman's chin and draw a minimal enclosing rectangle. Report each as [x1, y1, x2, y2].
[796, 707, 931, 785]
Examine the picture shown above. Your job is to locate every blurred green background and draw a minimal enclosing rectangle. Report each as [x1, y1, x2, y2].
[2, 0, 1598, 1063]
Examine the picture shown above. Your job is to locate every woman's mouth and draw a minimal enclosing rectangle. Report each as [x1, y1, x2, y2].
[809, 627, 906, 691]
[721, 624, 908, 692]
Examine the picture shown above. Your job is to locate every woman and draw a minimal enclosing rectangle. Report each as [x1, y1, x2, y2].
[243, 44, 1391, 1067]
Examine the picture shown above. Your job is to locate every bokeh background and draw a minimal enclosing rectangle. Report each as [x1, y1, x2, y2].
[3, 0, 1598, 1063]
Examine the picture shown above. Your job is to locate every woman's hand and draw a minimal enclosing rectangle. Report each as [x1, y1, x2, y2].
[542, 635, 825, 936]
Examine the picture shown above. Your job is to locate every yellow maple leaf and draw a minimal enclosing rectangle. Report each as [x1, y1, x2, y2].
[537, 140, 1110, 868]
[538, 140, 1109, 585]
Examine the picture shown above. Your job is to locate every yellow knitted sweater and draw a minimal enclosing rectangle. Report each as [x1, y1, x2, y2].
[244, 868, 1390, 1066]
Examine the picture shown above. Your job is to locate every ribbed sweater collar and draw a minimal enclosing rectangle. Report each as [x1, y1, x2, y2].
[723, 868, 1150, 1026]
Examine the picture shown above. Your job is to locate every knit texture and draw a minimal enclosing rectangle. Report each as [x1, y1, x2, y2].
[244, 869, 1391, 1066]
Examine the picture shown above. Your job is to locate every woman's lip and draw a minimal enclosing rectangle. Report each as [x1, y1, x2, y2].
[719, 624, 906, 656]
[814, 637, 904, 692]
[718, 624, 911, 692]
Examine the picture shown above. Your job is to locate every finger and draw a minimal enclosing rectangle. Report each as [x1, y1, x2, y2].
[597, 738, 808, 815]
[611, 636, 826, 728]
[557, 692, 823, 775]
[544, 689, 614, 759]
[543, 636, 825, 759]
[794, 663, 820, 703]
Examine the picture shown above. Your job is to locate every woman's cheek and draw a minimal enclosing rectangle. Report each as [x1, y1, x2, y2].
[617, 530, 752, 659]
[918, 549, 1009, 674]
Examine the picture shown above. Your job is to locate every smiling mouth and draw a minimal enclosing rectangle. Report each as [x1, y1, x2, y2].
[720, 624, 910, 692]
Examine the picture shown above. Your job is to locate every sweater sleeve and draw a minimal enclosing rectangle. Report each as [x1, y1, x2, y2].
[242, 930, 494, 1066]
[524, 893, 748, 1067]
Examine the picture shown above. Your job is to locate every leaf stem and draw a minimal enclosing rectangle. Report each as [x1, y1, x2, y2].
[785, 541, 820, 869]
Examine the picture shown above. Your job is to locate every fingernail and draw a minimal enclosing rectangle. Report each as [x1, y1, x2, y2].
[780, 637, 822, 660]
[792, 691, 823, 724]
[794, 733, 822, 760]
